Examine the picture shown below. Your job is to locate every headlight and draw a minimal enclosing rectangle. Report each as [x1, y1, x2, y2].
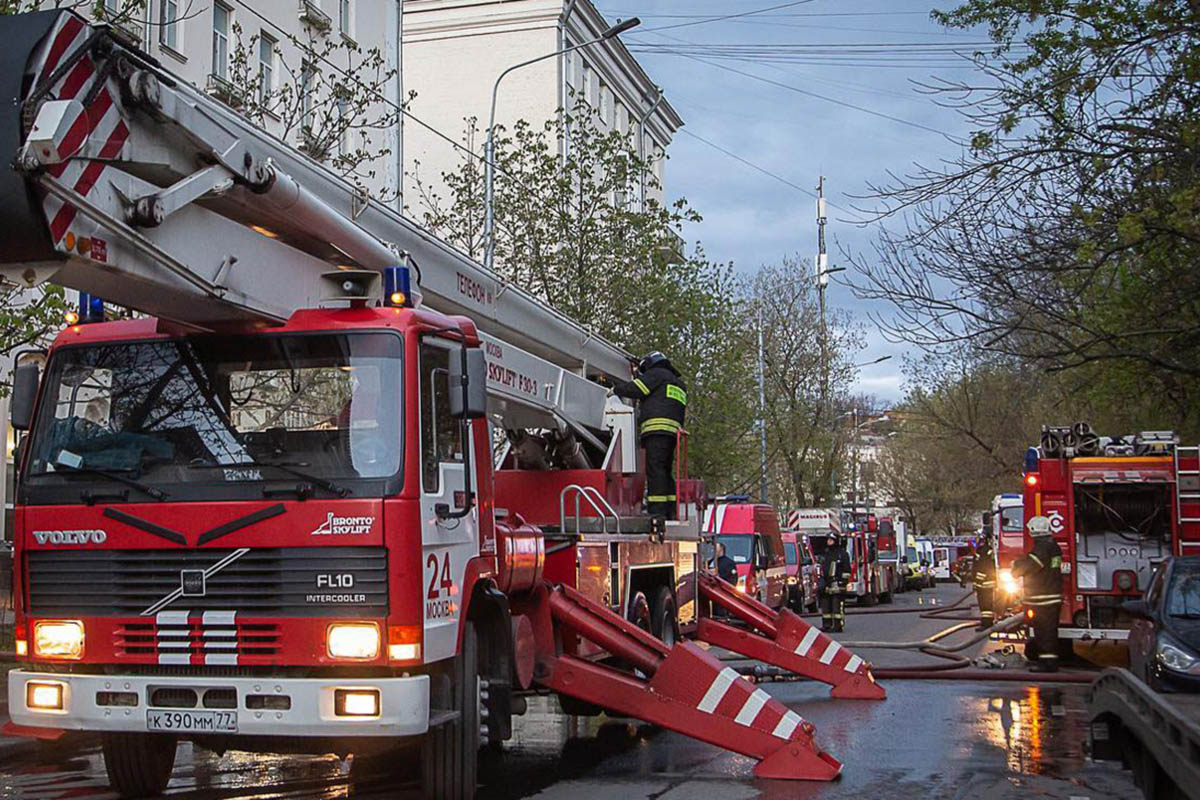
[999, 569, 1020, 597]
[1157, 635, 1198, 673]
[786, 576, 798, 585]
[327, 623, 380, 660]
[33, 620, 84, 660]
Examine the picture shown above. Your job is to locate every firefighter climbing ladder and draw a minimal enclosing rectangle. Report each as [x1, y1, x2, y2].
[0, 9, 886, 781]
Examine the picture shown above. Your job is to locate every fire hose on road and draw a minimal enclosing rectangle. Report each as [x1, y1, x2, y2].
[735, 589, 1097, 684]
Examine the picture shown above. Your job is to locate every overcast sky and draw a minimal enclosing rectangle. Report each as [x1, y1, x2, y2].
[593, 0, 992, 402]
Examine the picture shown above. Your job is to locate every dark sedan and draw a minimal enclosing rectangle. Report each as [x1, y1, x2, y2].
[1127, 556, 1200, 692]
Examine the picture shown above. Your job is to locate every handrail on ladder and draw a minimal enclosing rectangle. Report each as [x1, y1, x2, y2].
[559, 484, 622, 537]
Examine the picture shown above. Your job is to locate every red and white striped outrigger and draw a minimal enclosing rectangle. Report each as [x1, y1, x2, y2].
[518, 584, 844, 780]
[695, 572, 887, 700]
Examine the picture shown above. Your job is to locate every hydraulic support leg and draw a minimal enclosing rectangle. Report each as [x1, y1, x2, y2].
[526, 584, 843, 781]
[695, 573, 886, 700]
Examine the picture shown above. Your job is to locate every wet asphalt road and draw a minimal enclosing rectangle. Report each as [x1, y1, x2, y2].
[0, 584, 1141, 799]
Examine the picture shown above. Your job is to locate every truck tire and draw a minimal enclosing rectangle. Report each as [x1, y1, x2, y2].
[627, 591, 652, 634]
[878, 590, 893, 604]
[101, 732, 176, 798]
[423, 620, 480, 800]
[650, 586, 679, 647]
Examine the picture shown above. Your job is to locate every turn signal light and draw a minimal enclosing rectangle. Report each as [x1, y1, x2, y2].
[1025, 474, 1040, 487]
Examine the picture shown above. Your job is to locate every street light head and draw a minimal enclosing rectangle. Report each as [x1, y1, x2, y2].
[603, 17, 641, 38]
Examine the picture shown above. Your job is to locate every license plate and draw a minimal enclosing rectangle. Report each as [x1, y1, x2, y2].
[146, 709, 237, 733]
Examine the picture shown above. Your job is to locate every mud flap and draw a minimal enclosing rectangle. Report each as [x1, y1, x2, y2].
[697, 573, 886, 700]
[532, 584, 842, 781]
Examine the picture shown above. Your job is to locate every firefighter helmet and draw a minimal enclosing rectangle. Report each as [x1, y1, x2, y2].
[638, 351, 669, 374]
[1027, 515, 1052, 537]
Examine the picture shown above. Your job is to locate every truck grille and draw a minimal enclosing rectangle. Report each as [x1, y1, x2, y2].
[26, 547, 387, 617]
[116, 614, 282, 665]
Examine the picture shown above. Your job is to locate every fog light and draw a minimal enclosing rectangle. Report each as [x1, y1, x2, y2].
[327, 623, 380, 660]
[334, 688, 380, 717]
[33, 620, 84, 660]
[26, 681, 64, 711]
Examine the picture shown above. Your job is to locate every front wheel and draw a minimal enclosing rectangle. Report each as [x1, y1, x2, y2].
[423, 620, 480, 800]
[102, 733, 176, 798]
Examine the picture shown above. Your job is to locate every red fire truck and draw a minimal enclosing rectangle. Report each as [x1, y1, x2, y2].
[0, 10, 849, 797]
[989, 492, 1025, 607]
[1022, 424, 1200, 644]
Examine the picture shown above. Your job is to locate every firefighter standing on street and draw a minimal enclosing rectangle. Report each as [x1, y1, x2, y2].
[818, 534, 852, 633]
[611, 352, 687, 521]
[973, 529, 997, 632]
[1012, 515, 1063, 672]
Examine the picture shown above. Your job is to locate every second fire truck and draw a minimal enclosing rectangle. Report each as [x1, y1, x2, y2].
[1022, 423, 1200, 644]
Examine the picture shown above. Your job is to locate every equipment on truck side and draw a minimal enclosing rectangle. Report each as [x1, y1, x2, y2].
[0, 10, 849, 797]
[1023, 422, 1200, 647]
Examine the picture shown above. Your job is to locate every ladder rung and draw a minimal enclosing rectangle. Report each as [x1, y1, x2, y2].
[1182, 518, 1200, 523]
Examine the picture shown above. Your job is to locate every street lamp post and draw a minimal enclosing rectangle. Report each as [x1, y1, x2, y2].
[482, 17, 640, 270]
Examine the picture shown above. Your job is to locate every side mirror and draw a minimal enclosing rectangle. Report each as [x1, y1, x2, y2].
[449, 346, 487, 419]
[982, 511, 992, 528]
[1122, 599, 1152, 619]
[10, 363, 40, 431]
[756, 554, 769, 570]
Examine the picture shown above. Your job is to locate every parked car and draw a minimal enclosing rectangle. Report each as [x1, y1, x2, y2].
[1127, 556, 1200, 692]
[782, 531, 819, 612]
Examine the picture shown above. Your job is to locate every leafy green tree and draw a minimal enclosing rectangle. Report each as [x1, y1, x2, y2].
[413, 101, 759, 489]
[0, 285, 67, 395]
[852, 0, 1200, 432]
[742, 259, 864, 508]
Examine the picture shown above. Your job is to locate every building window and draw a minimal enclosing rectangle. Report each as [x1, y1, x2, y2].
[212, 3, 231, 80]
[103, 0, 121, 15]
[339, 0, 352, 37]
[581, 62, 592, 107]
[159, 0, 179, 50]
[301, 61, 315, 132]
[599, 82, 611, 127]
[258, 33, 275, 104]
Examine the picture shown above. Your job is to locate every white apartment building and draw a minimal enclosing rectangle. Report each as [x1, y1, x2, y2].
[85, 0, 404, 205]
[401, 0, 683, 213]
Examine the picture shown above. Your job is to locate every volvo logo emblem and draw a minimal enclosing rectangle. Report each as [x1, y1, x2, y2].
[180, 570, 206, 597]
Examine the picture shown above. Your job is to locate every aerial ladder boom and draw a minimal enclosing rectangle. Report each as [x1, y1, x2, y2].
[0, 10, 621, 435]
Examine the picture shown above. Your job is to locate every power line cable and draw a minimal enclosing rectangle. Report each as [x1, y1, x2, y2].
[635, 47, 948, 136]
[636, 0, 819, 33]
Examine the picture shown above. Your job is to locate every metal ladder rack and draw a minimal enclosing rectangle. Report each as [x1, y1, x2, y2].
[1174, 445, 1200, 553]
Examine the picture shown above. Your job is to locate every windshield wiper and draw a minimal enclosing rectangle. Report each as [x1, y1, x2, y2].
[188, 461, 350, 498]
[52, 463, 168, 502]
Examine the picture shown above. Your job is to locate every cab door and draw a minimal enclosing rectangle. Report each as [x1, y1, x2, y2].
[418, 340, 479, 663]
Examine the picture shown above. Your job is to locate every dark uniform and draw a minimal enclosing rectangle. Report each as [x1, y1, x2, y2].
[973, 537, 997, 631]
[818, 539, 852, 633]
[715, 553, 737, 585]
[1012, 526, 1063, 671]
[612, 352, 687, 519]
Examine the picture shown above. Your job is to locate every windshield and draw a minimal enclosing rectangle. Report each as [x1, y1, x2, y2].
[784, 542, 797, 565]
[23, 332, 402, 503]
[1167, 569, 1200, 617]
[1000, 505, 1024, 532]
[717, 534, 753, 564]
